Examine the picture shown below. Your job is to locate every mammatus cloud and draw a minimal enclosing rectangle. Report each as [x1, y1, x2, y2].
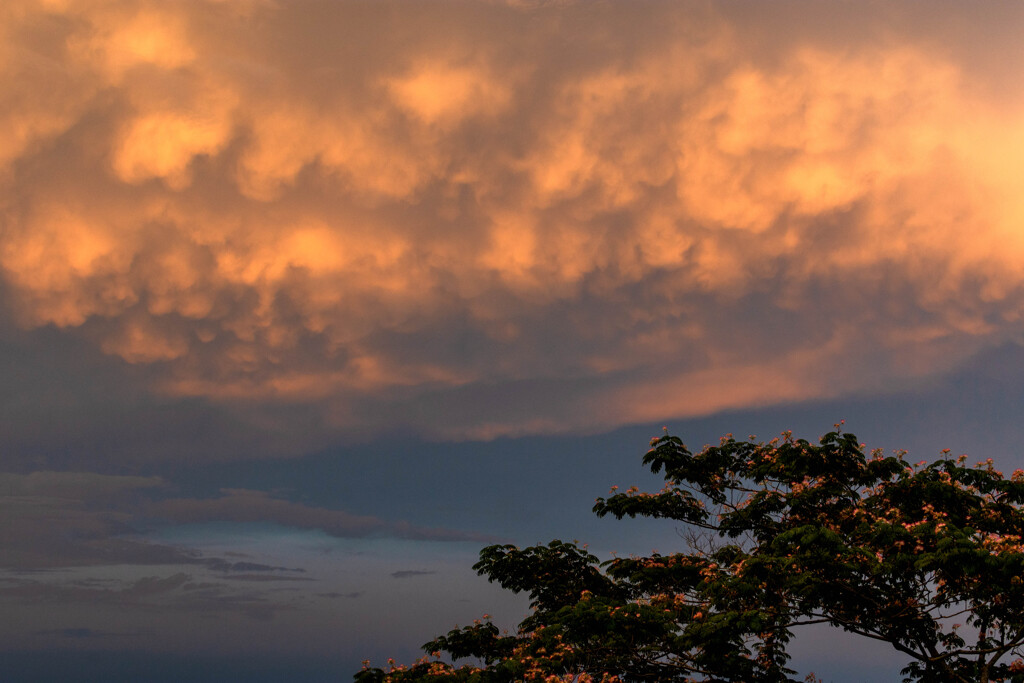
[2, 0, 1024, 444]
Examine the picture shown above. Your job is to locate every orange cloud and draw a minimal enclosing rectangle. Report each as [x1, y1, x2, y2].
[386, 59, 513, 127]
[68, 3, 198, 78]
[3, 0, 1024, 444]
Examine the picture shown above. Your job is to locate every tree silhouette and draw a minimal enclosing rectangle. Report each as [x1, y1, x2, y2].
[357, 427, 1024, 682]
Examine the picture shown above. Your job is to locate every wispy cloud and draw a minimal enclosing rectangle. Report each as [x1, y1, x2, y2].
[390, 570, 437, 580]
[202, 559, 305, 574]
[316, 591, 362, 599]
[146, 488, 496, 542]
[2, 571, 292, 622]
[0, 470, 492, 572]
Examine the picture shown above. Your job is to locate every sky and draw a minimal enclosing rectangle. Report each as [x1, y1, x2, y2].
[1, 0, 1023, 680]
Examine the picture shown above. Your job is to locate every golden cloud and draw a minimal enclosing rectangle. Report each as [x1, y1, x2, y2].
[2, 0, 1023, 440]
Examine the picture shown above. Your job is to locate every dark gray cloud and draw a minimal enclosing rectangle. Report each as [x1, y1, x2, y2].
[0, 571, 294, 623]
[146, 488, 497, 543]
[390, 570, 437, 579]
[202, 559, 305, 574]
[2, 572, 186, 604]
[0, 470, 493, 575]
[219, 575, 315, 583]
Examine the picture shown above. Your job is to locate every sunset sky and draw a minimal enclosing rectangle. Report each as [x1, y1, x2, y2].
[2, 1, 1024, 680]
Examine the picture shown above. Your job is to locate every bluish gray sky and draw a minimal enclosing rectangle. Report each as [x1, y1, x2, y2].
[2, 1, 1024, 681]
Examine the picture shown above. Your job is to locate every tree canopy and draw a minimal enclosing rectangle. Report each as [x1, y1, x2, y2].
[356, 427, 1024, 683]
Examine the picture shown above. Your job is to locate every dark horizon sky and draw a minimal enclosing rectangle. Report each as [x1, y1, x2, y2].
[2, 1, 1024, 681]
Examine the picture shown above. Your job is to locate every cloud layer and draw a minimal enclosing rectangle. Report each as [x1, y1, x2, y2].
[0, 470, 485, 570]
[0, 466, 514, 664]
[3, 0, 1024, 444]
